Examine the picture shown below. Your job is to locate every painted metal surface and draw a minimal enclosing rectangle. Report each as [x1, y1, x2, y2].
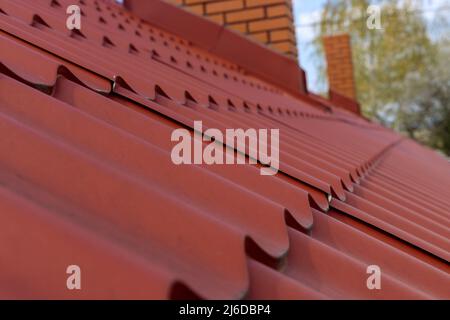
[0, 0, 449, 299]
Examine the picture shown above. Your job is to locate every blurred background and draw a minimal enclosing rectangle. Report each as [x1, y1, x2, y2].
[138, 0, 450, 156]
[294, 0, 450, 156]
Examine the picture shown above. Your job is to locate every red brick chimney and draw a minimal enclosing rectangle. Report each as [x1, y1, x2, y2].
[323, 34, 357, 100]
[165, 0, 297, 59]
[322, 34, 361, 115]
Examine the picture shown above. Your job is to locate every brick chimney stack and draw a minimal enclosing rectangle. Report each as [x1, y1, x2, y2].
[166, 0, 297, 59]
[323, 34, 357, 100]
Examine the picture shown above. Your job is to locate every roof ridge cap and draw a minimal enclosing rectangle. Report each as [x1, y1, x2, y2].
[123, 0, 307, 96]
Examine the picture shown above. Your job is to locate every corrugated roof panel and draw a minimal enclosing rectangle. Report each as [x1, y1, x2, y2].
[0, 0, 449, 299]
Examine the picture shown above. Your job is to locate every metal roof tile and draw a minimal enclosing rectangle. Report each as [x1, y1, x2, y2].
[1, 0, 449, 299]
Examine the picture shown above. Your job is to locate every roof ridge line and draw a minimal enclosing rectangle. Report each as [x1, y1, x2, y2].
[123, 0, 308, 96]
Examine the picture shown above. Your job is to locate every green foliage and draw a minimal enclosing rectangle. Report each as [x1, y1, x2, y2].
[397, 38, 450, 154]
[313, 0, 450, 155]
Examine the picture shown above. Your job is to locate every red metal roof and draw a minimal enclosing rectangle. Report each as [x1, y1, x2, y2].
[0, 0, 449, 299]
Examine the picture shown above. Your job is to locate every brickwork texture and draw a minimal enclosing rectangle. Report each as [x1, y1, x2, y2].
[323, 34, 357, 100]
[166, 0, 298, 58]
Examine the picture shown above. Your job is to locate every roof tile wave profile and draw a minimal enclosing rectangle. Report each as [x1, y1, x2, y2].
[0, 0, 449, 299]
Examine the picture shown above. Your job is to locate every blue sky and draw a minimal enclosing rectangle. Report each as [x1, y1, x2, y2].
[293, 0, 328, 93]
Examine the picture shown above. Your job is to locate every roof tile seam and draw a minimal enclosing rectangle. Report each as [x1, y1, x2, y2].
[4, 0, 285, 96]
[7, 64, 442, 264]
[0, 71, 326, 299]
[2, 0, 449, 299]
[0, 44, 348, 204]
[0, 1, 387, 125]
[1, 52, 398, 209]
